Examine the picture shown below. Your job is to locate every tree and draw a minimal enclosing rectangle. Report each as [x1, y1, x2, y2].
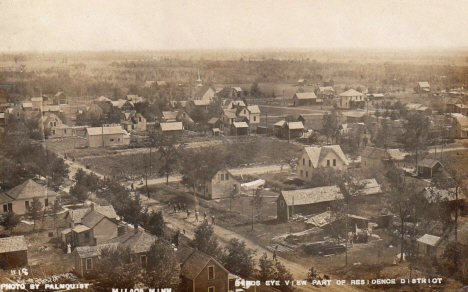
[143, 239, 181, 290]
[191, 221, 222, 259]
[222, 239, 256, 278]
[337, 172, 367, 266]
[257, 252, 275, 282]
[1, 211, 21, 234]
[374, 120, 393, 148]
[274, 261, 294, 292]
[50, 200, 61, 230]
[143, 211, 166, 238]
[69, 183, 89, 204]
[322, 111, 338, 144]
[26, 198, 43, 232]
[149, 130, 183, 185]
[93, 246, 140, 291]
[385, 167, 424, 263]
[250, 82, 260, 97]
[401, 112, 430, 168]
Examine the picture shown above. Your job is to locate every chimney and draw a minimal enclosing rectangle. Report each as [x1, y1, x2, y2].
[134, 224, 139, 235]
[71, 219, 75, 228]
[90, 203, 95, 211]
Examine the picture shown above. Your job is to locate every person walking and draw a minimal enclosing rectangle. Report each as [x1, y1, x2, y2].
[131, 183, 134, 191]
[173, 205, 177, 213]
[273, 245, 278, 261]
[178, 203, 181, 212]
[211, 215, 215, 225]
[183, 203, 186, 211]
[204, 211, 207, 221]
[186, 210, 191, 219]
[195, 210, 199, 222]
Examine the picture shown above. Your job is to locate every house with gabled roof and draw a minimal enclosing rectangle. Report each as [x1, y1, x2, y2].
[85, 125, 130, 147]
[193, 85, 217, 102]
[0, 179, 58, 215]
[316, 86, 335, 99]
[69, 209, 120, 247]
[111, 99, 135, 112]
[273, 120, 305, 139]
[277, 186, 344, 222]
[221, 108, 238, 128]
[42, 112, 70, 138]
[451, 113, 468, 138]
[337, 89, 365, 109]
[361, 146, 408, 173]
[237, 105, 261, 130]
[179, 248, 230, 292]
[53, 92, 67, 105]
[121, 111, 146, 132]
[194, 168, 240, 200]
[417, 82, 431, 93]
[73, 243, 119, 277]
[159, 122, 184, 134]
[64, 204, 118, 229]
[417, 234, 446, 258]
[0, 236, 28, 269]
[417, 158, 443, 178]
[296, 145, 348, 180]
[293, 92, 320, 106]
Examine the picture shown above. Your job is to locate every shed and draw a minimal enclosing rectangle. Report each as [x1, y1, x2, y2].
[417, 234, 445, 258]
[417, 159, 443, 178]
[0, 236, 28, 269]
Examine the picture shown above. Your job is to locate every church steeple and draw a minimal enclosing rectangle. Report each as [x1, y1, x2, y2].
[196, 69, 203, 87]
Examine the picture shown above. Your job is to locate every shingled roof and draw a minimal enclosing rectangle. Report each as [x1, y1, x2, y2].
[0, 180, 57, 204]
[80, 211, 106, 228]
[418, 158, 442, 168]
[74, 243, 119, 258]
[280, 186, 343, 206]
[339, 89, 364, 97]
[86, 126, 126, 136]
[180, 249, 229, 280]
[294, 92, 317, 100]
[66, 205, 118, 224]
[303, 145, 349, 168]
[0, 236, 27, 253]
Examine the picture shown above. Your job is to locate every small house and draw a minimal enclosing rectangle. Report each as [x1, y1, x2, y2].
[85, 126, 130, 148]
[0, 179, 58, 216]
[277, 186, 344, 222]
[0, 236, 28, 269]
[159, 122, 184, 134]
[53, 92, 67, 105]
[417, 159, 443, 178]
[194, 169, 240, 200]
[297, 79, 306, 86]
[293, 92, 319, 106]
[417, 82, 431, 93]
[337, 89, 365, 109]
[417, 234, 445, 258]
[273, 120, 304, 139]
[451, 113, 468, 138]
[231, 122, 249, 136]
[193, 86, 217, 102]
[296, 145, 349, 180]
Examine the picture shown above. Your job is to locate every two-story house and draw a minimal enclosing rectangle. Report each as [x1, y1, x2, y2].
[121, 112, 147, 132]
[237, 105, 261, 130]
[195, 169, 240, 200]
[337, 89, 366, 109]
[296, 145, 349, 180]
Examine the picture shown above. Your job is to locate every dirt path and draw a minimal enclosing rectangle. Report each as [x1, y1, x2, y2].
[64, 158, 360, 292]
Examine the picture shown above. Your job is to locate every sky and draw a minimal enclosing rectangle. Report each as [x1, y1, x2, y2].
[1, 0, 468, 51]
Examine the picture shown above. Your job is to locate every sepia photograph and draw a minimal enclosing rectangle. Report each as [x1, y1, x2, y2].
[1, 0, 468, 291]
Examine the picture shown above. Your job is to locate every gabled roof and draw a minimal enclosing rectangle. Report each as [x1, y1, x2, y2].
[360, 178, 382, 196]
[247, 105, 261, 114]
[318, 86, 334, 93]
[180, 250, 229, 280]
[361, 146, 390, 160]
[72, 225, 91, 233]
[162, 111, 178, 121]
[451, 114, 468, 128]
[0, 236, 28, 253]
[31, 97, 43, 102]
[86, 126, 126, 136]
[417, 234, 441, 246]
[55, 92, 65, 97]
[194, 86, 215, 98]
[80, 211, 107, 228]
[294, 92, 317, 100]
[160, 122, 183, 132]
[193, 100, 211, 106]
[223, 109, 237, 119]
[231, 87, 243, 92]
[418, 158, 442, 168]
[65, 205, 118, 223]
[287, 121, 304, 130]
[208, 117, 221, 124]
[22, 102, 33, 108]
[280, 186, 343, 206]
[339, 89, 364, 97]
[418, 82, 430, 88]
[106, 229, 157, 254]
[96, 96, 111, 102]
[303, 145, 349, 168]
[2, 179, 57, 203]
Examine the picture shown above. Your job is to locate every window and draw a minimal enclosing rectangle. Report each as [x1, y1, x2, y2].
[300, 170, 303, 177]
[44, 198, 48, 207]
[280, 200, 285, 207]
[244, 110, 246, 114]
[364, 161, 367, 167]
[225, 174, 229, 180]
[139, 117, 142, 122]
[85, 232, 90, 242]
[333, 159, 336, 167]
[253, 116, 256, 122]
[208, 287, 215, 292]
[118, 138, 121, 141]
[208, 266, 215, 280]
[3, 204, 7, 212]
[306, 171, 308, 178]
[52, 130, 55, 135]
[140, 255, 147, 267]
[110, 138, 114, 142]
[327, 160, 330, 166]
[25, 201, 29, 208]
[309, 160, 311, 167]
[303, 158, 305, 165]
[220, 174, 225, 181]
[64, 129, 67, 134]
[86, 258, 92, 270]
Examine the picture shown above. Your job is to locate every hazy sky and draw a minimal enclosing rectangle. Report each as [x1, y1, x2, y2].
[1, 0, 468, 51]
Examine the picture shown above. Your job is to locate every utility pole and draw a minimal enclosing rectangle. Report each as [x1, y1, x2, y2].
[265, 111, 268, 136]
[251, 189, 254, 231]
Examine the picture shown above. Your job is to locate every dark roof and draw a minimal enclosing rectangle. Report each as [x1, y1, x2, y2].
[418, 158, 442, 168]
[106, 229, 156, 254]
[361, 146, 390, 160]
[180, 250, 229, 280]
[65, 205, 118, 223]
[80, 211, 106, 228]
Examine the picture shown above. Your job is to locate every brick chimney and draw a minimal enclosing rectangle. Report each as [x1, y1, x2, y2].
[134, 224, 139, 235]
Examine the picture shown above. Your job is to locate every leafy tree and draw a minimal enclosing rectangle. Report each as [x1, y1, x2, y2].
[26, 198, 43, 232]
[93, 246, 140, 291]
[250, 82, 260, 97]
[69, 183, 89, 204]
[50, 200, 61, 230]
[274, 261, 294, 292]
[143, 211, 166, 238]
[1, 211, 21, 234]
[257, 252, 275, 282]
[401, 112, 430, 168]
[222, 238, 256, 278]
[191, 221, 222, 259]
[322, 111, 338, 144]
[149, 130, 183, 185]
[143, 239, 181, 290]
[374, 120, 393, 148]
